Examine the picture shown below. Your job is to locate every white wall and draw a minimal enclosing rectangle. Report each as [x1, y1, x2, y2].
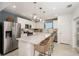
[53, 20, 58, 29]
[17, 17, 36, 29]
[58, 14, 72, 45]
[73, 8, 79, 19]
[0, 2, 11, 11]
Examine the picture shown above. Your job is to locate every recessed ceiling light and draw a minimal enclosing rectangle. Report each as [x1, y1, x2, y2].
[43, 11, 46, 13]
[33, 2, 37, 4]
[67, 4, 72, 8]
[39, 7, 42, 10]
[40, 19, 42, 21]
[12, 5, 16, 8]
[33, 16, 37, 19]
[53, 8, 56, 10]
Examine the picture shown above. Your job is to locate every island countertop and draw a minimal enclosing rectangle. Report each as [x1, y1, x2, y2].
[17, 33, 51, 44]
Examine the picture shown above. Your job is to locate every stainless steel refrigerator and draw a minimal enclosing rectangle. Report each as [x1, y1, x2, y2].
[0, 21, 21, 55]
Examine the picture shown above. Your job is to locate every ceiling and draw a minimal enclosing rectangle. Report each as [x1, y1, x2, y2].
[0, 2, 11, 11]
[1, 2, 79, 20]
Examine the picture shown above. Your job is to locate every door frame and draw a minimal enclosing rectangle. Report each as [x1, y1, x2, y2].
[72, 17, 79, 48]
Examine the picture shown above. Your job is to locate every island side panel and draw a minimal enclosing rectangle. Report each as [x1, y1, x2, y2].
[18, 40, 34, 56]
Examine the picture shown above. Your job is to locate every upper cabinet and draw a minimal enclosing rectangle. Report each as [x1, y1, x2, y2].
[35, 22, 44, 29]
[17, 17, 36, 29]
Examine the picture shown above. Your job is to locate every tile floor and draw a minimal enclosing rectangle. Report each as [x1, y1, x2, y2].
[52, 43, 79, 56]
[0, 43, 79, 56]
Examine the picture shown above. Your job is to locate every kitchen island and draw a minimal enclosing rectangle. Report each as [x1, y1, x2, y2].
[17, 33, 51, 56]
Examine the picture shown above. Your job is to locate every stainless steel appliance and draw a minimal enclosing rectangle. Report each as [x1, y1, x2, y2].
[0, 21, 21, 55]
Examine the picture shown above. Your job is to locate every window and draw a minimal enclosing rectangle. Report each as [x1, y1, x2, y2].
[44, 22, 53, 29]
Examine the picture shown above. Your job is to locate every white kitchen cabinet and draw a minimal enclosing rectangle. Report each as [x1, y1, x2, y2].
[17, 17, 36, 29]
[35, 22, 44, 29]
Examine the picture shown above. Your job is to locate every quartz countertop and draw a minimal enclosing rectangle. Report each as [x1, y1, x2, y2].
[17, 33, 51, 44]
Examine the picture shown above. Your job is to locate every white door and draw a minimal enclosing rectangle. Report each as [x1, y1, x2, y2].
[58, 16, 72, 45]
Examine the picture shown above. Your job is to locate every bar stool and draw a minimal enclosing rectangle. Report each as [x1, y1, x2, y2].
[34, 36, 53, 56]
[51, 33, 57, 53]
